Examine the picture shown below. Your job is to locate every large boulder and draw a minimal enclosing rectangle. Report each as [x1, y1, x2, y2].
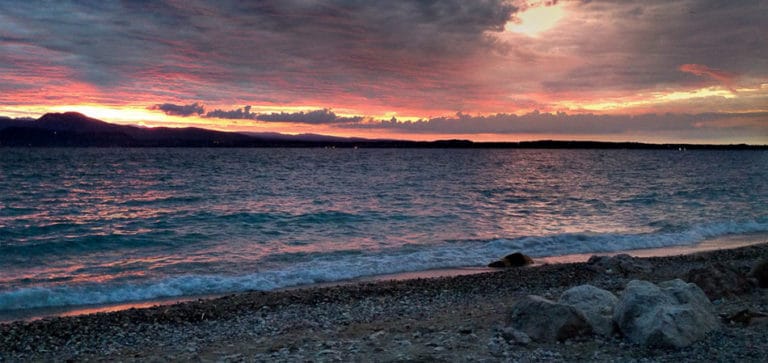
[749, 258, 768, 288]
[559, 285, 618, 336]
[507, 295, 592, 342]
[685, 263, 752, 299]
[613, 279, 719, 348]
[488, 252, 534, 268]
[586, 254, 652, 276]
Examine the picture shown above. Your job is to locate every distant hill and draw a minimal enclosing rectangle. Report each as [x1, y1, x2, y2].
[0, 112, 764, 149]
[1, 112, 260, 147]
[241, 131, 385, 143]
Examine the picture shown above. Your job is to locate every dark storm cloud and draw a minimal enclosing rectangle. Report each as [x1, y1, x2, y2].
[0, 1, 187, 86]
[148, 102, 205, 116]
[256, 109, 363, 124]
[0, 0, 517, 105]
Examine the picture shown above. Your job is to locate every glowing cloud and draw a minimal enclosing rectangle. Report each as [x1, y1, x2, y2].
[679, 64, 737, 92]
[505, 1, 565, 36]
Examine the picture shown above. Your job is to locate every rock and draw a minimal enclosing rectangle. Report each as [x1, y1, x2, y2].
[749, 257, 768, 288]
[613, 279, 719, 348]
[487, 337, 505, 357]
[586, 254, 652, 276]
[559, 284, 618, 336]
[722, 309, 768, 325]
[488, 252, 533, 268]
[685, 263, 752, 299]
[506, 295, 592, 342]
[658, 279, 716, 313]
[499, 327, 532, 346]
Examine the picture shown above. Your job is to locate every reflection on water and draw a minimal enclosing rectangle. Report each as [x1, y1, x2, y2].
[0, 148, 766, 312]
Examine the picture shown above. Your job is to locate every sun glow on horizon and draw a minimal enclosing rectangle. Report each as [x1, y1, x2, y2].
[49, 105, 167, 123]
[553, 86, 744, 113]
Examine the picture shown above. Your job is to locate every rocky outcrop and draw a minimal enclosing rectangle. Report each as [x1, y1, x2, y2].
[559, 285, 618, 336]
[506, 295, 592, 342]
[685, 263, 751, 299]
[749, 258, 768, 288]
[488, 252, 533, 268]
[613, 279, 719, 348]
[586, 254, 652, 276]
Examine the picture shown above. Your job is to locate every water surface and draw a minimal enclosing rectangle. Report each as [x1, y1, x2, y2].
[1, 148, 766, 315]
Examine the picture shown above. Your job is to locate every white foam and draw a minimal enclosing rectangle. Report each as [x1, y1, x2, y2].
[1, 219, 766, 312]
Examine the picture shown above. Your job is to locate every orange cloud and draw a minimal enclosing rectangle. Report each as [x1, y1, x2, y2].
[679, 64, 737, 92]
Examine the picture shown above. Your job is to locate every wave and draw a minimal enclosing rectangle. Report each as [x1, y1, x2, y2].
[1, 218, 767, 312]
[0, 231, 183, 260]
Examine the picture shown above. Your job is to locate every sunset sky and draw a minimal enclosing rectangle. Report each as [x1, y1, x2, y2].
[1, 0, 766, 143]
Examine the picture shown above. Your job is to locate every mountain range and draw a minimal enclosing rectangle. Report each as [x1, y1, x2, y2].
[0, 112, 763, 149]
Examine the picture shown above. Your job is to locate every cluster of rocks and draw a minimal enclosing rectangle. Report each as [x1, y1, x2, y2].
[500, 254, 768, 350]
[505, 279, 719, 348]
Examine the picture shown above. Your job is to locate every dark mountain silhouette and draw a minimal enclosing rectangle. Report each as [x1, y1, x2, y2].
[0, 112, 764, 149]
[34, 112, 126, 133]
[0, 112, 256, 147]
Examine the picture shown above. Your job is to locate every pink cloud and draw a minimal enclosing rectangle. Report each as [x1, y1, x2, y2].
[679, 64, 737, 92]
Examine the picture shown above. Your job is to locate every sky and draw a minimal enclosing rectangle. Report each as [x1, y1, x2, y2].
[1, 0, 766, 143]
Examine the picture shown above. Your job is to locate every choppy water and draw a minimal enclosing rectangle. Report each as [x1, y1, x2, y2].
[1, 148, 766, 314]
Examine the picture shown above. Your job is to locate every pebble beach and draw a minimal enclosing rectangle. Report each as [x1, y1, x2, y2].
[2, 242, 767, 362]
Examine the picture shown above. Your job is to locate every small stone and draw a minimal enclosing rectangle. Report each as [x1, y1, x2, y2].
[749, 258, 768, 288]
[722, 309, 768, 325]
[488, 252, 534, 268]
[487, 338, 505, 356]
[500, 327, 532, 346]
[368, 330, 386, 340]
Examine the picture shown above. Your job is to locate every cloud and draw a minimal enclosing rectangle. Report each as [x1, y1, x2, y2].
[203, 106, 364, 124]
[351, 111, 768, 140]
[256, 109, 363, 124]
[1, 0, 766, 130]
[148, 102, 205, 116]
[679, 64, 737, 91]
[205, 105, 255, 120]
[534, 0, 767, 95]
[0, 0, 519, 111]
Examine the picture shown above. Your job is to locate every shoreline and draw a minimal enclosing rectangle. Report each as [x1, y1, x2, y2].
[2, 241, 767, 361]
[3, 232, 767, 324]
